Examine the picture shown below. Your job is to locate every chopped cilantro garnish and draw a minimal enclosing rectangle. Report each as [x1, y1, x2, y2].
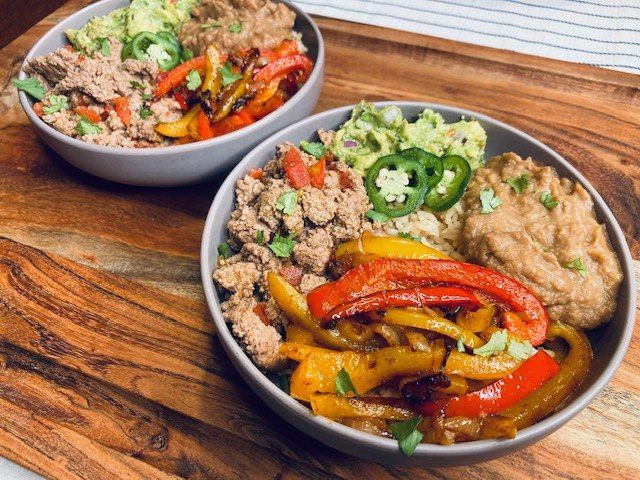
[479, 187, 502, 214]
[139, 107, 153, 119]
[540, 190, 559, 210]
[274, 190, 298, 215]
[365, 209, 389, 223]
[229, 22, 243, 33]
[506, 174, 530, 194]
[201, 20, 222, 29]
[398, 232, 421, 243]
[507, 339, 537, 360]
[181, 48, 194, 61]
[142, 93, 153, 101]
[218, 61, 242, 87]
[334, 368, 360, 396]
[43, 95, 68, 115]
[13, 77, 45, 100]
[563, 258, 587, 277]
[473, 329, 508, 357]
[217, 242, 233, 259]
[186, 69, 202, 91]
[130, 80, 146, 90]
[99, 37, 110, 57]
[268, 234, 295, 258]
[390, 416, 423, 457]
[256, 230, 265, 245]
[75, 118, 102, 135]
[300, 140, 326, 159]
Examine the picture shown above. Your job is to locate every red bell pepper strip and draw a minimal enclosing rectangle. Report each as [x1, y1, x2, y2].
[209, 112, 253, 137]
[324, 286, 481, 323]
[174, 90, 189, 111]
[306, 258, 550, 346]
[197, 110, 214, 139]
[417, 350, 559, 417]
[154, 56, 206, 98]
[248, 168, 264, 180]
[113, 96, 131, 128]
[245, 95, 285, 120]
[282, 147, 310, 189]
[308, 155, 326, 189]
[253, 54, 313, 83]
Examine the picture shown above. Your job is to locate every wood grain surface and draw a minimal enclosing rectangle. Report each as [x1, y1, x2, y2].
[0, 1, 639, 479]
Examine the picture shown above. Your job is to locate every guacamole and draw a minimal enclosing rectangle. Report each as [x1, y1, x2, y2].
[330, 101, 487, 173]
[66, 0, 198, 55]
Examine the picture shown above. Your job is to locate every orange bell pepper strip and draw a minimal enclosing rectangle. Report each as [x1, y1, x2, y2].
[154, 55, 206, 98]
[209, 111, 254, 137]
[282, 147, 310, 189]
[113, 96, 131, 128]
[196, 109, 214, 139]
[253, 54, 313, 83]
[244, 95, 284, 120]
[308, 155, 326, 189]
[323, 286, 481, 324]
[417, 350, 559, 417]
[74, 106, 101, 124]
[306, 258, 550, 346]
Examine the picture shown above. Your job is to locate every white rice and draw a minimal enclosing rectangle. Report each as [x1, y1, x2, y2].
[375, 202, 466, 260]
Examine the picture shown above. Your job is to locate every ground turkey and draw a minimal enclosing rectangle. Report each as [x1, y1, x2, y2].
[213, 139, 372, 370]
[461, 152, 623, 330]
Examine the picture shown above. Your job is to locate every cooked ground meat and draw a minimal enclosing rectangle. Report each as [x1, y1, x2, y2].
[213, 138, 372, 370]
[461, 152, 622, 329]
[24, 39, 181, 148]
[179, 0, 297, 55]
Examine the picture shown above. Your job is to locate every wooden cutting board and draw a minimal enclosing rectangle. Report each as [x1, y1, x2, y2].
[0, 1, 638, 478]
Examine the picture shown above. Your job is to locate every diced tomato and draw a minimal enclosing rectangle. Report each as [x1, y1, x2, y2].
[279, 265, 303, 287]
[308, 155, 326, 189]
[74, 106, 101, 124]
[101, 104, 114, 121]
[33, 102, 44, 117]
[113, 97, 131, 128]
[338, 169, 355, 189]
[282, 147, 310, 189]
[174, 91, 189, 111]
[65, 45, 74, 52]
[253, 303, 270, 326]
[248, 168, 264, 180]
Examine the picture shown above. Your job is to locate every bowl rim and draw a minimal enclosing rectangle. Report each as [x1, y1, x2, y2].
[200, 100, 636, 458]
[16, 0, 324, 157]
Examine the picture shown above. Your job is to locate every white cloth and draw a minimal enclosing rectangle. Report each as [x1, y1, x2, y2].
[293, 0, 640, 74]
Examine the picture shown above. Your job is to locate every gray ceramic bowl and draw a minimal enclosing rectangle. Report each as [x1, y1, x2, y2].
[200, 102, 636, 466]
[17, 0, 323, 187]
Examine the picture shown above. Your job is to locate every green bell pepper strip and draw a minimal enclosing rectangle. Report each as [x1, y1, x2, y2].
[399, 147, 444, 188]
[423, 155, 471, 211]
[364, 154, 430, 218]
[122, 31, 182, 71]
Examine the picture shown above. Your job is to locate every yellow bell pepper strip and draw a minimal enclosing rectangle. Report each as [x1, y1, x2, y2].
[201, 44, 222, 97]
[267, 272, 373, 351]
[155, 104, 201, 138]
[285, 324, 317, 346]
[404, 331, 433, 353]
[279, 342, 329, 362]
[336, 318, 376, 344]
[212, 50, 258, 122]
[417, 350, 559, 417]
[456, 304, 496, 333]
[438, 375, 469, 395]
[310, 393, 414, 421]
[444, 350, 521, 380]
[284, 344, 446, 401]
[334, 234, 450, 262]
[382, 308, 484, 349]
[503, 322, 592, 428]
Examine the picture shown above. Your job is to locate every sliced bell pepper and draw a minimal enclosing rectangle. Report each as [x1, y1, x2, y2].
[443, 350, 520, 380]
[244, 95, 285, 120]
[253, 54, 313, 83]
[306, 259, 549, 346]
[155, 104, 201, 138]
[209, 111, 253, 137]
[196, 109, 214, 139]
[282, 147, 310, 189]
[201, 44, 222, 96]
[308, 155, 326, 189]
[382, 308, 484, 349]
[335, 233, 451, 262]
[310, 393, 414, 421]
[417, 350, 559, 417]
[113, 96, 131, 128]
[173, 90, 190, 111]
[323, 286, 481, 324]
[154, 55, 206, 98]
[74, 106, 101, 124]
[212, 50, 258, 122]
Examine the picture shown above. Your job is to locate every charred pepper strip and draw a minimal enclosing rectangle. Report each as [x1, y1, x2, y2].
[211, 49, 258, 122]
[417, 350, 560, 417]
[154, 56, 206, 98]
[306, 258, 550, 346]
[253, 54, 313, 82]
[323, 286, 481, 324]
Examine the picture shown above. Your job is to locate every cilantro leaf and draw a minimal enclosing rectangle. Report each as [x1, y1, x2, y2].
[506, 174, 530, 194]
[300, 140, 326, 159]
[218, 242, 233, 259]
[398, 232, 421, 243]
[181, 48, 194, 61]
[13, 77, 45, 100]
[507, 339, 537, 360]
[274, 190, 298, 215]
[563, 257, 587, 277]
[142, 93, 153, 101]
[229, 22, 243, 33]
[218, 61, 242, 87]
[540, 190, 559, 210]
[43, 95, 68, 115]
[473, 329, 508, 357]
[365, 209, 389, 223]
[479, 187, 502, 214]
[457, 336, 466, 352]
[268, 234, 295, 258]
[201, 20, 222, 29]
[75, 118, 102, 135]
[99, 37, 110, 57]
[139, 107, 153, 119]
[334, 368, 360, 396]
[186, 69, 202, 91]
[130, 80, 146, 90]
[390, 416, 424, 457]
[255, 230, 265, 245]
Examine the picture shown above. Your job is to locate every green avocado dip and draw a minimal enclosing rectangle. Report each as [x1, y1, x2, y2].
[330, 101, 487, 173]
[66, 0, 199, 55]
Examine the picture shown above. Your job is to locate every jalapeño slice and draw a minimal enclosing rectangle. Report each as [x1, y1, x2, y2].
[399, 147, 444, 188]
[424, 155, 472, 211]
